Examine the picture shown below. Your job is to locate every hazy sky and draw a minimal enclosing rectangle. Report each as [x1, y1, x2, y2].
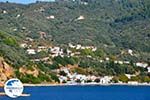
[0, 0, 55, 4]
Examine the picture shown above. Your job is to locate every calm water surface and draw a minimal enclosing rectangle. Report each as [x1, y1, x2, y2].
[0, 85, 150, 100]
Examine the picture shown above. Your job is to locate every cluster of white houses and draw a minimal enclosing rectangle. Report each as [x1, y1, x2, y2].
[56, 68, 113, 84]
[20, 41, 97, 58]
[56, 67, 150, 85]
[25, 46, 64, 57]
[20, 40, 150, 73]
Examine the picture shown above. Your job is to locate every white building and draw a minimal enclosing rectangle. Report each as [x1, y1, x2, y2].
[27, 49, 36, 55]
[67, 49, 72, 55]
[76, 44, 82, 49]
[16, 14, 21, 18]
[128, 81, 138, 85]
[100, 76, 113, 84]
[26, 37, 34, 41]
[77, 16, 85, 20]
[59, 76, 68, 83]
[118, 61, 123, 64]
[81, 1, 88, 5]
[128, 49, 133, 56]
[2, 10, 7, 14]
[125, 74, 136, 79]
[147, 67, 150, 73]
[136, 62, 148, 68]
[124, 61, 130, 64]
[60, 68, 69, 74]
[20, 43, 28, 48]
[92, 47, 97, 51]
[105, 57, 110, 61]
[69, 43, 76, 48]
[50, 47, 63, 57]
[46, 15, 55, 19]
[37, 46, 47, 52]
[100, 60, 104, 63]
[70, 53, 75, 56]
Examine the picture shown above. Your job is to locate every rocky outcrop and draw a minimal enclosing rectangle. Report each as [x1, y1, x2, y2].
[0, 57, 14, 86]
[19, 66, 39, 77]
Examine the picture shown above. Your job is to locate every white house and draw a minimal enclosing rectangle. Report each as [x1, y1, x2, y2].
[118, 61, 123, 65]
[100, 76, 113, 84]
[26, 37, 34, 41]
[77, 16, 85, 20]
[128, 81, 138, 85]
[124, 61, 130, 64]
[81, 1, 88, 5]
[105, 57, 110, 61]
[2, 10, 7, 14]
[50, 47, 63, 57]
[92, 47, 97, 51]
[13, 28, 17, 31]
[59, 76, 68, 83]
[37, 46, 47, 52]
[27, 49, 36, 55]
[136, 62, 148, 68]
[16, 14, 21, 18]
[76, 44, 82, 49]
[99, 60, 104, 63]
[67, 49, 72, 55]
[46, 15, 55, 19]
[20, 43, 28, 48]
[69, 43, 76, 48]
[125, 74, 136, 79]
[147, 67, 150, 73]
[128, 49, 133, 56]
[114, 61, 123, 64]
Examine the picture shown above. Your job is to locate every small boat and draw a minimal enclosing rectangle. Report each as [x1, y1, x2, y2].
[0, 92, 5, 96]
[21, 93, 31, 97]
[0, 92, 30, 97]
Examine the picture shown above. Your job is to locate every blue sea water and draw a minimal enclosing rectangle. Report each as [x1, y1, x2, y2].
[0, 85, 150, 100]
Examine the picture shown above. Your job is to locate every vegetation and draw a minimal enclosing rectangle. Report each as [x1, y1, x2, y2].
[118, 74, 129, 83]
[0, 0, 150, 55]
[0, 0, 150, 84]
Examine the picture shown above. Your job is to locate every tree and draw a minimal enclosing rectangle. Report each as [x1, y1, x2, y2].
[118, 74, 129, 83]
[112, 76, 119, 83]
[59, 71, 67, 76]
[49, 73, 60, 83]
[143, 76, 150, 83]
[130, 76, 140, 82]
[94, 78, 100, 83]
[94, 49, 105, 57]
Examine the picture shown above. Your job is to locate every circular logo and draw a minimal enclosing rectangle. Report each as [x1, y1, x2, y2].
[4, 78, 24, 98]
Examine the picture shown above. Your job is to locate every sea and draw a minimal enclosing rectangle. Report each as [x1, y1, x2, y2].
[0, 85, 150, 100]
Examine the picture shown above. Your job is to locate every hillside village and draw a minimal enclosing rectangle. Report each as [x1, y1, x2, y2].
[18, 37, 150, 85]
[21, 37, 149, 68]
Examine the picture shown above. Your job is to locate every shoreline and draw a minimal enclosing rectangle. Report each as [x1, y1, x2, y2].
[23, 83, 150, 87]
[1, 83, 150, 88]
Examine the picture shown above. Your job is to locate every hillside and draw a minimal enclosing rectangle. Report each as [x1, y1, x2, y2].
[0, 0, 150, 52]
[0, 0, 150, 84]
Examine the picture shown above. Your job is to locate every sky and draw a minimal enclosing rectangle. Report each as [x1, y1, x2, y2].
[0, 0, 55, 4]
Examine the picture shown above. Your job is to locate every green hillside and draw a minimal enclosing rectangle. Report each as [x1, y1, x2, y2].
[0, 0, 150, 84]
[0, 0, 149, 52]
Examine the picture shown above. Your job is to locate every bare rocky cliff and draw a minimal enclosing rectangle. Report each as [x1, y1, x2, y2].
[0, 57, 14, 86]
